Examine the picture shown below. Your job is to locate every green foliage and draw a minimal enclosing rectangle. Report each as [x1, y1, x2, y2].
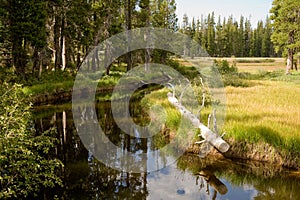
[0, 0, 48, 76]
[180, 13, 276, 58]
[0, 83, 63, 199]
[236, 58, 275, 63]
[214, 59, 250, 87]
[151, 0, 178, 30]
[270, 0, 300, 54]
[214, 59, 237, 74]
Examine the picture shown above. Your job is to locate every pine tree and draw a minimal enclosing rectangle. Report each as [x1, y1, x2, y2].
[238, 16, 245, 57]
[244, 18, 252, 57]
[262, 16, 273, 57]
[270, 0, 300, 74]
[1, 0, 48, 78]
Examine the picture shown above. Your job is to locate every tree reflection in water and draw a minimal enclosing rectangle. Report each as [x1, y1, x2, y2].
[33, 102, 300, 200]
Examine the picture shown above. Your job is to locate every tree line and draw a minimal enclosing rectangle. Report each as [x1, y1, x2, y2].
[179, 13, 277, 58]
[0, 0, 299, 79]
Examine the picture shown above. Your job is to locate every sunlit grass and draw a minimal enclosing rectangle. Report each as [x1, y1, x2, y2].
[22, 81, 74, 96]
[151, 58, 300, 155]
[236, 58, 285, 73]
[141, 88, 181, 131]
[22, 70, 123, 97]
[224, 80, 300, 153]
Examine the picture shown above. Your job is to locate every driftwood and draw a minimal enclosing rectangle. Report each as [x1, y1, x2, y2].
[167, 92, 229, 154]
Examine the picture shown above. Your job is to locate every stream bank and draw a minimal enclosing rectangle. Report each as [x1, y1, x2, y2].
[31, 89, 300, 171]
[186, 138, 300, 170]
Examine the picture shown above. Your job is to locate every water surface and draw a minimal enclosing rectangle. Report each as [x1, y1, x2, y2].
[33, 102, 300, 199]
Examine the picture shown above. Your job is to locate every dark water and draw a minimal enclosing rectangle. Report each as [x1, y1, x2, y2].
[33, 102, 300, 200]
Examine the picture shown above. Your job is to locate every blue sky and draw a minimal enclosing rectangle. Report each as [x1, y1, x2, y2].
[176, 0, 274, 26]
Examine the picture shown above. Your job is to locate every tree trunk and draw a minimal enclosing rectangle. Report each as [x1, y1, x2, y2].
[125, 0, 132, 72]
[286, 30, 295, 74]
[144, 2, 151, 72]
[286, 49, 293, 75]
[76, 44, 81, 69]
[60, 16, 66, 71]
[294, 59, 298, 71]
[104, 3, 112, 75]
[12, 39, 27, 78]
[54, 12, 62, 71]
[167, 93, 230, 153]
[32, 47, 39, 74]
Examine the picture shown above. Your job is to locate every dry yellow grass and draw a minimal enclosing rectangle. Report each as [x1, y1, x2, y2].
[150, 57, 300, 153]
[224, 80, 300, 152]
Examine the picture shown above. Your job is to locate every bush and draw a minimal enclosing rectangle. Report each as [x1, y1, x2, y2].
[214, 59, 238, 75]
[214, 59, 250, 87]
[0, 83, 63, 199]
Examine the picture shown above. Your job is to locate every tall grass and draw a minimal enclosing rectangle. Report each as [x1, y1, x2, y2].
[224, 80, 300, 153]
[164, 58, 300, 154]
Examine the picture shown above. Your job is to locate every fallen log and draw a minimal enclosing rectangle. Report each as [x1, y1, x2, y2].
[167, 92, 230, 153]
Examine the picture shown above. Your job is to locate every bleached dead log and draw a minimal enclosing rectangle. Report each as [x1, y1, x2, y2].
[167, 92, 230, 153]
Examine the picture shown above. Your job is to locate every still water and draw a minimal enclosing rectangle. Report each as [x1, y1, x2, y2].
[33, 102, 300, 200]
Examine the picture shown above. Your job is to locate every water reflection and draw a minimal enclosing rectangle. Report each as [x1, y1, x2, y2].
[33, 103, 300, 200]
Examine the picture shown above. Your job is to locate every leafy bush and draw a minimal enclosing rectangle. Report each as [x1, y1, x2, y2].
[214, 59, 250, 87]
[0, 83, 63, 199]
[214, 59, 238, 75]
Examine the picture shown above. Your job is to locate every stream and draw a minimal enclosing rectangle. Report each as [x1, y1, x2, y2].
[33, 102, 300, 200]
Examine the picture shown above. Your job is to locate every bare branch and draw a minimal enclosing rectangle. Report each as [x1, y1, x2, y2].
[213, 109, 218, 134]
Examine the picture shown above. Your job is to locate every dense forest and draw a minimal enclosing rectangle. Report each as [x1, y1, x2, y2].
[179, 14, 277, 58]
[0, 0, 177, 79]
[1, 0, 292, 80]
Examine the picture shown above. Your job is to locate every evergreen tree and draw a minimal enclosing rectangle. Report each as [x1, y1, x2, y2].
[179, 13, 276, 58]
[238, 16, 245, 57]
[270, 0, 300, 74]
[0, 0, 48, 78]
[244, 19, 252, 57]
[262, 16, 273, 57]
[206, 13, 216, 56]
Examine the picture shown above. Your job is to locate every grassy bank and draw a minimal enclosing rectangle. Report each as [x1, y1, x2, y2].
[19, 57, 300, 167]
[21, 68, 125, 103]
[146, 58, 300, 168]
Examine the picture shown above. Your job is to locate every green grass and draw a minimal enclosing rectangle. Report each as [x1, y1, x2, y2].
[224, 79, 300, 153]
[141, 88, 182, 131]
[22, 70, 75, 96]
[152, 58, 300, 155]
[21, 58, 300, 155]
[23, 80, 75, 96]
[235, 58, 276, 63]
[22, 68, 124, 98]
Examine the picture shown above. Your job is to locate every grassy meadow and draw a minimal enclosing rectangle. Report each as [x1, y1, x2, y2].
[145, 57, 300, 155]
[215, 57, 300, 153]
[225, 79, 300, 153]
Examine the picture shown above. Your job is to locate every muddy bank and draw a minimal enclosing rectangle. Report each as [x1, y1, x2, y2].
[187, 138, 300, 170]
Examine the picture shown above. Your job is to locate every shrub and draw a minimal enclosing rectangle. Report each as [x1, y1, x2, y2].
[214, 59, 250, 87]
[0, 83, 63, 199]
[214, 59, 238, 75]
